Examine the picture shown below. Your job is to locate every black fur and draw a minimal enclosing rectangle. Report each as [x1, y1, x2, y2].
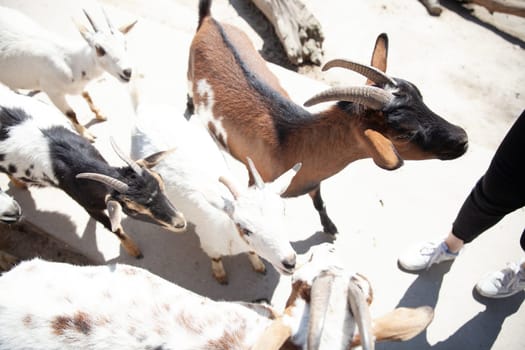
[0, 107, 29, 141]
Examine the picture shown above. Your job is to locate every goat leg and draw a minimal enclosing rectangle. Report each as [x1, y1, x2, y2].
[248, 251, 267, 274]
[211, 256, 228, 284]
[310, 186, 338, 235]
[46, 91, 96, 142]
[87, 209, 143, 259]
[82, 91, 107, 121]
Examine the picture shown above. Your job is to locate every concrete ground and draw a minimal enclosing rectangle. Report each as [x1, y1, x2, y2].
[0, 0, 524, 349]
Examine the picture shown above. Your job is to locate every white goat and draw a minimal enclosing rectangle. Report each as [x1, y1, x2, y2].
[0, 5, 137, 141]
[130, 86, 299, 284]
[0, 243, 434, 349]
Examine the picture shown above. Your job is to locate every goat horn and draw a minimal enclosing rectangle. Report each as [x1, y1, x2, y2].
[303, 86, 393, 110]
[308, 272, 334, 350]
[246, 157, 265, 189]
[348, 277, 374, 350]
[219, 176, 241, 200]
[82, 9, 99, 32]
[101, 6, 115, 33]
[76, 173, 129, 193]
[110, 137, 143, 176]
[323, 59, 397, 87]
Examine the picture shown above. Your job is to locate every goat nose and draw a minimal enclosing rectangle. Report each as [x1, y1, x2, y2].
[282, 255, 297, 271]
[122, 68, 132, 79]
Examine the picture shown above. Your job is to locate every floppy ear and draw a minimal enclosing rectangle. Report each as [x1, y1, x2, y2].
[361, 129, 403, 170]
[352, 306, 434, 346]
[267, 163, 302, 195]
[136, 148, 176, 169]
[106, 198, 123, 232]
[119, 19, 138, 34]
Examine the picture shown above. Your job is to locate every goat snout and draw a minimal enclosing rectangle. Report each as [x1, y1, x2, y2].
[281, 254, 297, 273]
[170, 212, 187, 232]
[119, 68, 132, 82]
[437, 129, 469, 160]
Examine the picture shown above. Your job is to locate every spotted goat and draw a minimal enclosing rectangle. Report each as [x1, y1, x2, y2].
[187, 0, 468, 235]
[131, 83, 298, 283]
[0, 5, 137, 141]
[0, 86, 186, 259]
[0, 243, 433, 349]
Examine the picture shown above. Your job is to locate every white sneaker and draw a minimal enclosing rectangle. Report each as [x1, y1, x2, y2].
[475, 261, 525, 299]
[398, 241, 459, 271]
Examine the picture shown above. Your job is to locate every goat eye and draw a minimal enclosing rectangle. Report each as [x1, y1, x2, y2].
[95, 45, 106, 56]
[241, 228, 252, 236]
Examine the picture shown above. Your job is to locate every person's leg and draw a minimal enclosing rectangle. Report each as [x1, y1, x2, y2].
[399, 111, 525, 271]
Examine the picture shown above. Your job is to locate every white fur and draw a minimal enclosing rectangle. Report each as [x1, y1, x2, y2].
[0, 244, 345, 350]
[0, 6, 134, 127]
[0, 87, 75, 187]
[130, 97, 298, 281]
[0, 258, 273, 350]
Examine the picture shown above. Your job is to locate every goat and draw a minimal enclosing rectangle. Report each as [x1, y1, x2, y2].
[130, 87, 299, 283]
[0, 243, 434, 350]
[0, 86, 186, 259]
[0, 5, 137, 142]
[187, 0, 468, 235]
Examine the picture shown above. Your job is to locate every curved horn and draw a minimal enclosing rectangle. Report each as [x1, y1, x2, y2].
[304, 86, 393, 110]
[308, 271, 334, 350]
[323, 59, 397, 87]
[101, 7, 115, 33]
[246, 157, 265, 189]
[76, 173, 129, 193]
[219, 176, 241, 200]
[110, 137, 143, 176]
[348, 277, 374, 350]
[82, 9, 99, 32]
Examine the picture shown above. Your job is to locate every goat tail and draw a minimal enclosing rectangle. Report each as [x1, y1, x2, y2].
[198, 0, 212, 29]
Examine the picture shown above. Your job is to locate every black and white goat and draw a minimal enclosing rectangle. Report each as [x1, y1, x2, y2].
[0, 5, 137, 141]
[187, 0, 468, 234]
[0, 243, 434, 349]
[0, 86, 186, 259]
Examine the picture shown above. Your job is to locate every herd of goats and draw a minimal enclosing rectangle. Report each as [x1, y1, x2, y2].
[0, 0, 471, 349]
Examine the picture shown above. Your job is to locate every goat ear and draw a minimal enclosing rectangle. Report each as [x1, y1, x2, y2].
[200, 189, 235, 218]
[352, 306, 434, 346]
[252, 318, 291, 350]
[106, 199, 123, 232]
[74, 20, 94, 43]
[361, 129, 403, 170]
[137, 148, 175, 169]
[368, 33, 389, 85]
[268, 162, 302, 195]
[119, 19, 138, 34]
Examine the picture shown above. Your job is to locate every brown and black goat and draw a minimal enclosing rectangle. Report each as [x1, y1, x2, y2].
[187, 0, 468, 234]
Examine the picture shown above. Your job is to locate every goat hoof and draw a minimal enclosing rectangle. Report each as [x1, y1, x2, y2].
[322, 222, 338, 235]
[214, 274, 229, 285]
